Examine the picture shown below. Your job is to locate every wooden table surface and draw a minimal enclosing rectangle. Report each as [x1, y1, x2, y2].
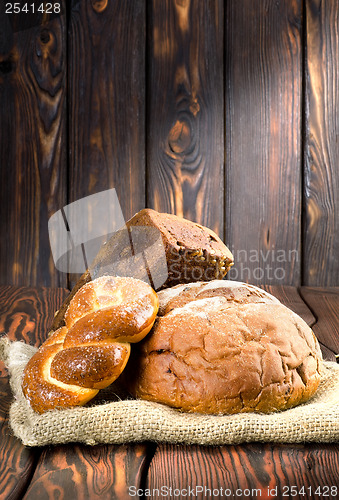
[0, 285, 338, 499]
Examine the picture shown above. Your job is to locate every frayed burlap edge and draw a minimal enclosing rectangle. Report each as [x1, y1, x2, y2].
[1, 336, 338, 447]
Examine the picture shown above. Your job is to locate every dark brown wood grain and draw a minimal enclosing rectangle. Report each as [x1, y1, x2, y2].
[146, 443, 339, 497]
[300, 287, 339, 356]
[225, 0, 302, 286]
[0, 3, 67, 288]
[0, 286, 68, 500]
[304, 0, 339, 286]
[264, 285, 336, 361]
[0, 377, 40, 500]
[147, 0, 224, 236]
[23, 443, 152, 500]
[318, 343, 337, 364]
[1, 0, 338, 290]
[0, 0, 338, 291]
[68, 0, 146, 219]
[0, 285, 69, 359]
[67, 0, 146, 289]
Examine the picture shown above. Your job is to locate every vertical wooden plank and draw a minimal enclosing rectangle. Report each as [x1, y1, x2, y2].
[304, 0, 339, 286]
[68, 0, 146, 219]
[225, 0, 302, 285]
[0, 4, 68, 287]
[147, 0, 224, 236]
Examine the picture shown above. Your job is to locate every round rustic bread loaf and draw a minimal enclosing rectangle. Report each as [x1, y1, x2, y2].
[123, 281, 323, 414]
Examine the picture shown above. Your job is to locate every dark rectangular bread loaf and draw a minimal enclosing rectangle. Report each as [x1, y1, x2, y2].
[129, 209, 233, 286]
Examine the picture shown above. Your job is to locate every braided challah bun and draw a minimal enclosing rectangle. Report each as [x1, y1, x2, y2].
[22, 276, 159, 413]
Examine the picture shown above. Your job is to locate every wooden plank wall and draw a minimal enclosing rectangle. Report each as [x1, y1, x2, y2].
[226, 0, 302, 286]
[0, 0, 338, 288]
[304, 0, 339, 286]
[0, 2, 67, 288]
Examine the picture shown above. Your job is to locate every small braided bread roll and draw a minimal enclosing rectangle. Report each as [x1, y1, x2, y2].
[22, 276, 159, 413]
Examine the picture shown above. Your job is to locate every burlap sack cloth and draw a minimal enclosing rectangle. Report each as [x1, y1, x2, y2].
[1, 336, 338, 447]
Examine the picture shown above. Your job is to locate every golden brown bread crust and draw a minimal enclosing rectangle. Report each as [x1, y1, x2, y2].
[123, 281, 323, 415]
[22, 276, 159, 413]
[22, 343, 100, 411]
[156, 280, 280, 315]
[51, 209, 233, 331]
[50, 343, 130, 389]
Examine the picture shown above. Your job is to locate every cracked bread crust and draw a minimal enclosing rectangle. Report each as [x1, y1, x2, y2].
[156, 279, 281, 315]
[123, 281, 323, 415]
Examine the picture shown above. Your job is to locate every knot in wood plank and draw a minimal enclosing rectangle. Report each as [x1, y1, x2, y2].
[91, 0, 108, 13]
[175, 0, 191, 34]
[40, 30, 51, 45]
[168, 119, 191, 154]
[0, 60, 13, 74]
[36, 29, 56, 59]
